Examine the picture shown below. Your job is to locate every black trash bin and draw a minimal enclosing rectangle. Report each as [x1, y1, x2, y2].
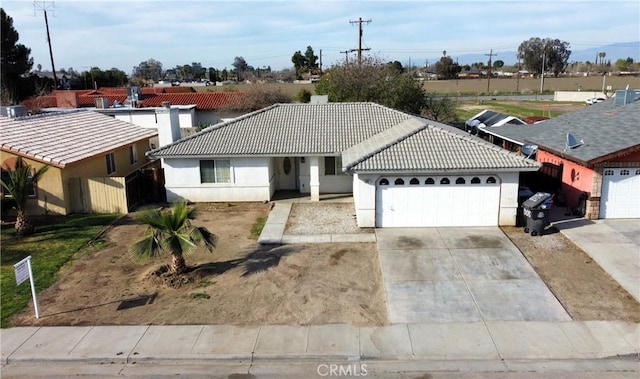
[522, 192, 553, 236]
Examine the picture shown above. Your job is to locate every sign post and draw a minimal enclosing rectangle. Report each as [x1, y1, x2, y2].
[14, 256, 39, 319]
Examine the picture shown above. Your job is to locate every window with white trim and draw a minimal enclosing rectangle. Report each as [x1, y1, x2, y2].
[200, 160, 231, 183]
[324, 156, 344, 176]
[106, 153, 116, 175]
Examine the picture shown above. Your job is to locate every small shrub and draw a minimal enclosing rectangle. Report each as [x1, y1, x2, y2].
[297, 89, 312, 103]
[191, 292, 211, 299]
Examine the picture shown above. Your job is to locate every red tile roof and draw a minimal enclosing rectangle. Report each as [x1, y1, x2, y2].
[22, 89, 247, 111]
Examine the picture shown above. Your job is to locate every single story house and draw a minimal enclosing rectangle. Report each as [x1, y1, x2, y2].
[479, 89, 640, 219]
[1, 109, 157, 215]
[148, 102, 540, 228]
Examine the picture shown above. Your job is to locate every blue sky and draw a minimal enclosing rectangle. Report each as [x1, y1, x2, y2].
[2, 0, 639, 74]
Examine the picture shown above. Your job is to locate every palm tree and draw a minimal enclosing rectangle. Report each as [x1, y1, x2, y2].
[1, 157, 49, 236]
[129, 200, 217, 274]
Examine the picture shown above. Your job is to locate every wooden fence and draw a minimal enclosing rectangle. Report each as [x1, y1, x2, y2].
[69, 177, 128, 214]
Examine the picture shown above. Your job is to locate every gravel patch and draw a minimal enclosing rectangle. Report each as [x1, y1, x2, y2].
[285, 203, 373, 235]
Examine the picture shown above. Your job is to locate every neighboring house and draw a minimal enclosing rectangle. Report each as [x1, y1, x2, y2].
[0, 110, 157, 216]
[148, 102, 540, 228]
[479, 89, 640, 219]
[94, 104, 198, 148]
[466, 110, 527, 133]
[21, 89, 248, 126]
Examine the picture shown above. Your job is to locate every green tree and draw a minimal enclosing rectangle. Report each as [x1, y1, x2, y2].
[132, 58, 163, 82]
[1, 8, 34, 104]
[518, 37, 571, 77]
[315, 56, 425, 114]
[615, 57, 634, 71]
[291, 50, 307, 78]
[434, 54, 461, 80]
[129, 201, 217, 275]
[304, 46, 319, 70]
[1, 157, 49, 237]
[232, 56, 249, 81]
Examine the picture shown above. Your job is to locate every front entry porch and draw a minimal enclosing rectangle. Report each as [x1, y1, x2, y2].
[272, 156, 352, 202]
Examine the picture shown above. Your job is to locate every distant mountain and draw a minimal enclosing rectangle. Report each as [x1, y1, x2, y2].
[418, 41, 639, 68]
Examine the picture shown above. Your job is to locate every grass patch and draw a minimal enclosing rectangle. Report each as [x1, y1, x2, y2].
[0, 213, 120, 327]
[455, 100, 581, 122]
[196, 279, 214, 288]
[250, 216, 267, 239]
[191, 292, 211, 299]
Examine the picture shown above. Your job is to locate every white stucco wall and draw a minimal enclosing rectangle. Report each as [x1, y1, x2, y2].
[353, 174, 377, 227]
[554, 91, 606, 102]
[162, 157, 272, 202]
[497, 171, 520, 226]
[298, 156, 353, 194]
[110, 108, 195, 129]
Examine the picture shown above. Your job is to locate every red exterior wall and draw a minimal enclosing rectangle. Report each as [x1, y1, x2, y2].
[537, 150, 594, 209]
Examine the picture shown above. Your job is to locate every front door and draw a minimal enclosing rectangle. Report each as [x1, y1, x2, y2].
[276, 157, 297, 190]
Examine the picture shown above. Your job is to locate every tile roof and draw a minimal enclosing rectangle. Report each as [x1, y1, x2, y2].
[343, 119, 541, 173]
[0, 110, 157, 168]
[149, 102, 540, 173]
[484, 99, 640, 165]
[21, 90, 247, 111]
[148, 103, 414, 158]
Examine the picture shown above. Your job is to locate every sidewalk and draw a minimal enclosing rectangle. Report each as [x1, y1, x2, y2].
[2, 321, 638, 364]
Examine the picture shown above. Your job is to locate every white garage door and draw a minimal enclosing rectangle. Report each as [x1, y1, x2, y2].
[600, 168, 640, 219]
[375, 175, 501, 227]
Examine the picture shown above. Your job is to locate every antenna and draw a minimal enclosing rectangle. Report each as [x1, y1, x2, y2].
[565, 133, 584, 150]
[522, 143, 538, 159]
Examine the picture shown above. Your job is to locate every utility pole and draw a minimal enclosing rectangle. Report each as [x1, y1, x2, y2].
[34, 1, 58, 89]
[340, 50, 350, 65]
[516, 53, 522, 93]
[540, 51, 546, 94]
[349, 17, 371, 65]
[319, 49, 323, 74]
[485, 49, 497, 93]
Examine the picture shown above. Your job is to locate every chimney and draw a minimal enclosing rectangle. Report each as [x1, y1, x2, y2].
[155, 104, 181, 147]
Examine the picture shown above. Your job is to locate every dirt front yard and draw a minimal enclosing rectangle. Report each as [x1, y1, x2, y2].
[502, 226, 640, 322]
[11, 203, 387, 327]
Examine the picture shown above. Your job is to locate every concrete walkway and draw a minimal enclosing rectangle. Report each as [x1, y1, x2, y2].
[2, 321, 638, 364]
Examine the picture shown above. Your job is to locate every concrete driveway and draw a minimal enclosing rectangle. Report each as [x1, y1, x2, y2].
[375, 227, 572, 324]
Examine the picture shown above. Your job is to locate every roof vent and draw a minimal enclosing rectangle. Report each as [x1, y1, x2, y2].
[565, 133, 584, 150]
[161, 101, 171, 108]
[0, 105, 27, 118]
[95, 97, 109, 108]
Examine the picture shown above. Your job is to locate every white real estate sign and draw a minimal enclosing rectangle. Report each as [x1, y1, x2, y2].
[14, 256, 39, 318]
